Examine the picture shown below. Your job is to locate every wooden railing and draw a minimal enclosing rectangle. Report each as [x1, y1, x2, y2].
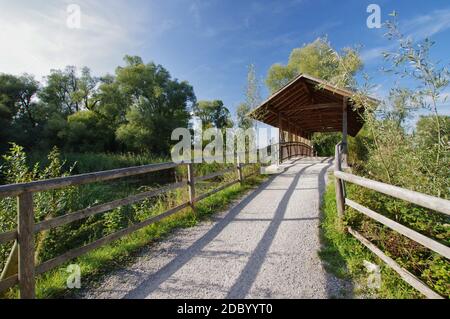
[0, 160, 258, 298]
[279, 141, 314, 162]
[334, 144, 450, 299]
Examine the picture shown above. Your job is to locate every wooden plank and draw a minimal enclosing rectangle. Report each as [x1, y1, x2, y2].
[17, 192, 35, 299]
[195, 168, 235, 182]
[194, 180, 239, 203]
[287, 103, 341, 114]
[334, 144, 345, 217]
[0, 229, 17, 244]
[0, 274, 18, 294]
[335, 171, 450, 216]
[35, 202, 190, 275]
[187, 164, 195, 210]
[347, 227, 443, 299]
[237, 163, 244, 185]
[34, 181, 186, 233]
[0, 241, 18, 281]
[342, 97, 348, 167]
[0, 162, 181, 198]
[346, 199, 450, 259]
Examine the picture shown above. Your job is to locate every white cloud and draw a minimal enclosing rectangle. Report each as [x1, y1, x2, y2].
[0, 0, 152, 79]
[361, 9, 450, 65]
[360, 45, 393, 64]
[404, 9, 450, 40]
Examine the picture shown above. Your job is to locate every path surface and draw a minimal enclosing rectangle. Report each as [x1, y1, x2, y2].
[81, 157, 350, 299]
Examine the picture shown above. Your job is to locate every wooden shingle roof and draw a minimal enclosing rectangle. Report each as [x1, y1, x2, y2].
[249, 74, 377, 137]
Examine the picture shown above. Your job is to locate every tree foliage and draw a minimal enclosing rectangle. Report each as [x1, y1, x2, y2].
[237, 64, 261, 129]
[194, 100, 233, 129]
[0, 55, 196, 156]
[266, 37, 362, 93]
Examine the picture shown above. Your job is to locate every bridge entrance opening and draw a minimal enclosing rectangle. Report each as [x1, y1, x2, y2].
[249, 74, 374, 164]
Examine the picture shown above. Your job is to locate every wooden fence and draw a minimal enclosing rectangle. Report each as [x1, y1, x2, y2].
[333, 142, 450, 299]
[279, 141, 314, 163]
[0, 160, 258, 298]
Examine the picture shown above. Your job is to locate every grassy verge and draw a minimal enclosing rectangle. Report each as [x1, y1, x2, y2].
[3, 175, 265, 299]
[319, 174, 422, 299]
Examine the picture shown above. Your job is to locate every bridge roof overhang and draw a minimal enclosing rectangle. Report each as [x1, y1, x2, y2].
[248, 74, 378, 137]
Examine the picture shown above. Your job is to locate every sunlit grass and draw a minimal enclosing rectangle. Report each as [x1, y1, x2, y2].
[3, 175, 265, 299]
[319, 174, 421, 299]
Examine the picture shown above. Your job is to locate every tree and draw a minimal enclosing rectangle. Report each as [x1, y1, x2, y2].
[60, 110, 114, 152]
[195, 100, 233, 129]
[115, 56, 196, 154]
[265, 38, 363, 154]
[39, 66, 98, 115]
[266, 37, 362, 93]
[237, 64, 261, 129]
[0, 74, 40, 150]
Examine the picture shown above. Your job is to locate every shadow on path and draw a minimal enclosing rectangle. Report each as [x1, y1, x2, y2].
[124, 161, 300, 299]
[122, 159, 337, 299]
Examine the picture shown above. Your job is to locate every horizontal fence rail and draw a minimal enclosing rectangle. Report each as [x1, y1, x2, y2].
[0, 162, 180, 198]
[0, 159, 261, 298]
[333, 144, 450, 299]
[278, 141, 314, 162]
[334, 171, 450, 216]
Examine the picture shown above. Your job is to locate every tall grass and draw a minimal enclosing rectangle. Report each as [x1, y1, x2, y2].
[319, 176, 420, 298]
[0, 144, 264, 299]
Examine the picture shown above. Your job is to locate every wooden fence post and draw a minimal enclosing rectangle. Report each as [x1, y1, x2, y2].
[17, 192, 35, 299]
[334, 145, 345, 220]
[237, 157, 244, 185]
[187, 164, 196, 211]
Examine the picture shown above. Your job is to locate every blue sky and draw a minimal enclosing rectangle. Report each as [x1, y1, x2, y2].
[1, 0, 449, 122]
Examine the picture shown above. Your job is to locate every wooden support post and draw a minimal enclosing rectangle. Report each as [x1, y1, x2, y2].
[17, 192, 35, 299]
[342, 97, 348, 167]
[187, 163, 196, 210]
[334, 145, 345, 220]
[237, 162, 244, 185]
[278, 113, 283, 164]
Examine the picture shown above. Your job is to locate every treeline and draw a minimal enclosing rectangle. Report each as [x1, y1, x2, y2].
[0, 55, 237, 157]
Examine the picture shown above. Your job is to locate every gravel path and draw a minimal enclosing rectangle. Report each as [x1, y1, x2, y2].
[80, 157, 350, 299]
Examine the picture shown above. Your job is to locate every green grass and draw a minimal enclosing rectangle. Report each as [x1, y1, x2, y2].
[319, 174, 423, 299]
[3, 174, 265, 299]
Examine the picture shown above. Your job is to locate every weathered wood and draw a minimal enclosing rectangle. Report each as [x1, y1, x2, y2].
[288, 103, 342, 115]
[187, 163, 195, 209]
[0, 241, 18, 281]
[0, 229, 17, 244]
[17, 192, 35, 299]
[194, 180, 239, 203]
[34, 181, 186, 233]
[335, 171, 450, 216]
[36, 202, 190, 275]
[342, 97, 348, 167]
[237, 163, 244, 185]
[248, 74, 377, 138]
[334, 144, 345, 218]
[346, 199, 450, 259]
[278, 112, 283, 164]
[195, 168, 235, 182]
[347, 227, 443, 299]
[0, 274, 18, 294]
[0, 162, 181, 198]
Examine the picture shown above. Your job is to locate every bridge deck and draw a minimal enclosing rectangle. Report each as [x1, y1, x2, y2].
[81, 157, 350, 299]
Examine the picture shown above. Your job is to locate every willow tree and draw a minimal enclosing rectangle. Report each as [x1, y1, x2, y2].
[266, 37, 362, 93]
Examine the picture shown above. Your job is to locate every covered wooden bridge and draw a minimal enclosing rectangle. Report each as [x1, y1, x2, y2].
[249, 74, 369, 163]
